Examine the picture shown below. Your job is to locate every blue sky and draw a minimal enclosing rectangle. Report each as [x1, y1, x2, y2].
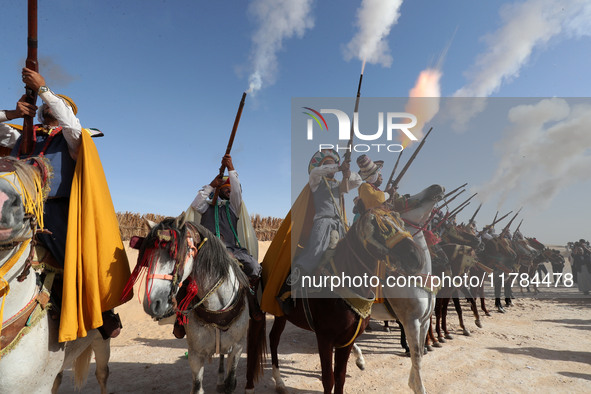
[1, 0, 590, 245]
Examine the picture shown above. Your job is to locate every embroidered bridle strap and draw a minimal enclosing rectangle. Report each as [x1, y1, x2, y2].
[0, 238, 33, 339]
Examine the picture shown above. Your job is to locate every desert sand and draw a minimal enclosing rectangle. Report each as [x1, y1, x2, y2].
[59, 242, 591, 393]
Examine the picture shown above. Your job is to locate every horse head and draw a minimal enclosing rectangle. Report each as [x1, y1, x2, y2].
[0, 157, 52, 245]
[481, 235, 517, 269]
[340, 208, 426, 277]
[394, 184, 445, 226]
[139, 217, 247, 319]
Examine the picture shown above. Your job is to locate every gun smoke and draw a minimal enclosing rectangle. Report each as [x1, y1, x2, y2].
[344, 0, 403, 67]
[247, 0, 314, 94]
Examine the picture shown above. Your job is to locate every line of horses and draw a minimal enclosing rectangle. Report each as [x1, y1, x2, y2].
[0, 156, 569, 394]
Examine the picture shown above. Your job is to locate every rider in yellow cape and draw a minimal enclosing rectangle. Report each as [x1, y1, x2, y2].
[60, 130, 131, 342]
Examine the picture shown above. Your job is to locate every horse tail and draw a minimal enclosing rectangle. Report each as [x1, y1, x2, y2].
[73, 344, 93, 389]
[246, 317, 267, 384]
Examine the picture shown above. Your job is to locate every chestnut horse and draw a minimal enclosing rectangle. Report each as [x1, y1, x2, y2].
[246, 208, 425, 394]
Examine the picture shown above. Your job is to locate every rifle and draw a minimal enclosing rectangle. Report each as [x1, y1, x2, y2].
[468, 203, 482, 225]
[390, 126, 434, 189]
[448, 201, 471, 222]
[437, 189, 465, 211]
[385, 149, 403, 190]
[340, 67, 365, 227]
[476, 210, 513, 237]
[211, 92, 247, 204]
[344, 70, 363, 164]
[443, 183, 468, 199]
[515, 219, 523, 234]
[500, 208, 522, 237]
[21, 0, 39, 156]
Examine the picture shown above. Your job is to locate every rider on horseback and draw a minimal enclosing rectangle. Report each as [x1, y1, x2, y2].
[0, 68, 124, 340]
[174, 154, 263, 338]
[291, 149, 362, 278]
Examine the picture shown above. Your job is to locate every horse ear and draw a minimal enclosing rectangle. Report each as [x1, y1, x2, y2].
[144, 218, 157, 229]
[174, 213, 186, 229]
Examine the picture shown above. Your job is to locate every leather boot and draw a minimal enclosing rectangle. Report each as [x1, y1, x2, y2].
[248, 276, 264, 321]
[495, 298, 505, 313]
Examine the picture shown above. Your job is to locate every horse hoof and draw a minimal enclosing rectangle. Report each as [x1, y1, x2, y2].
[423, 347, 428, 355]
[433, 341, 442, 348]
[497, 307, 505, 314]
[438, 337, 446, 343]
[404, 350, 411, 357]
[445, 334, 453, 340]
[475, 320, 483, 328]
[426, 344, 433, 352]
[462, 329, 471, 336]
[384, 327, 391, 333]
[485, 312, 492, 317]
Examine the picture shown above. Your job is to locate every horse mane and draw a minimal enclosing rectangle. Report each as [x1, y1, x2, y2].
[188, 221, 249, 291]
[0, 156, 52, 229]
[140, 217, 249, 291]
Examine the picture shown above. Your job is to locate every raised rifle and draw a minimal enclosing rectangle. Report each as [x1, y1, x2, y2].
[437, 189, 465, 211]
[468, 203, 482, 225]
[211, 92, 247, 204]
[385, 150, 403, 190]
[390, 126, 434, 190]
[21, 0, 39, 156]
[443, 183, 468, 199]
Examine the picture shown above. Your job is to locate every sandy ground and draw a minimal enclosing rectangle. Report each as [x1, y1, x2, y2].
[59, 242, 591, 393]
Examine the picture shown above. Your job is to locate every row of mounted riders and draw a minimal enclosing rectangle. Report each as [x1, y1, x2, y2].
[373, 214, 568, 352]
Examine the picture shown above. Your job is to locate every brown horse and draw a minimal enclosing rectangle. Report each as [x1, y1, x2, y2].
[246, 209, 425, 394]
[478, 235, 518, 312]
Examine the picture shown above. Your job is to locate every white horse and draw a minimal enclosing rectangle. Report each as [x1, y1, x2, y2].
[354, 184, 444, 394]
[0, 156, 110, 394]
[139, 218, 250, 394]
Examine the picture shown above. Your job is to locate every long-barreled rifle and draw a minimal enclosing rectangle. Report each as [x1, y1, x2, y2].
[211, 92, 247, 204]
[500, 208, 522, 237]
[390, 126, 434, 190]
[385, 150, 403, 190]
[437, 189, 465, 211]
[21, 0, 38, 156]
[443, 183, 468, 199]
[476, 210, 513, 237]
[468, 203, 482, 225]
[339, 68, 364, 226]
[514, 219, 523, 234]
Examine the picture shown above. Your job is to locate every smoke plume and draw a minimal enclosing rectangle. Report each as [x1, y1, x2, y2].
[451, 0, 591, 129]
[247, 0, 314, 94]
[476, 98, 591, 210]
[344, 0, 403, 67]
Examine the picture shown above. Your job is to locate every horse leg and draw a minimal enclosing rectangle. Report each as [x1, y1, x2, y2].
[397, 320, 410, 355]
[434, 298, 444, 343]
[270, 316, 288, 394]
[464, 291, 482, 328]
[428, 317, 441, 348]
[245, 317, 267, 393]
[51, 373, 63, 394]
[91, 336, 111, 394]
[384, 320, 391, 332]
[333, 345, 353, 394]
[442, 298, 453, 340]
[452, 296, 470, 336]
[351, 343, 366, 370]
[494, 272, 505, 313]
[400, 318, 426, 394]
[316, 335, 335, 394]
[216, 355, 226, 392]
[223, 342, 243, 394]
[187, 352, 206, 394]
